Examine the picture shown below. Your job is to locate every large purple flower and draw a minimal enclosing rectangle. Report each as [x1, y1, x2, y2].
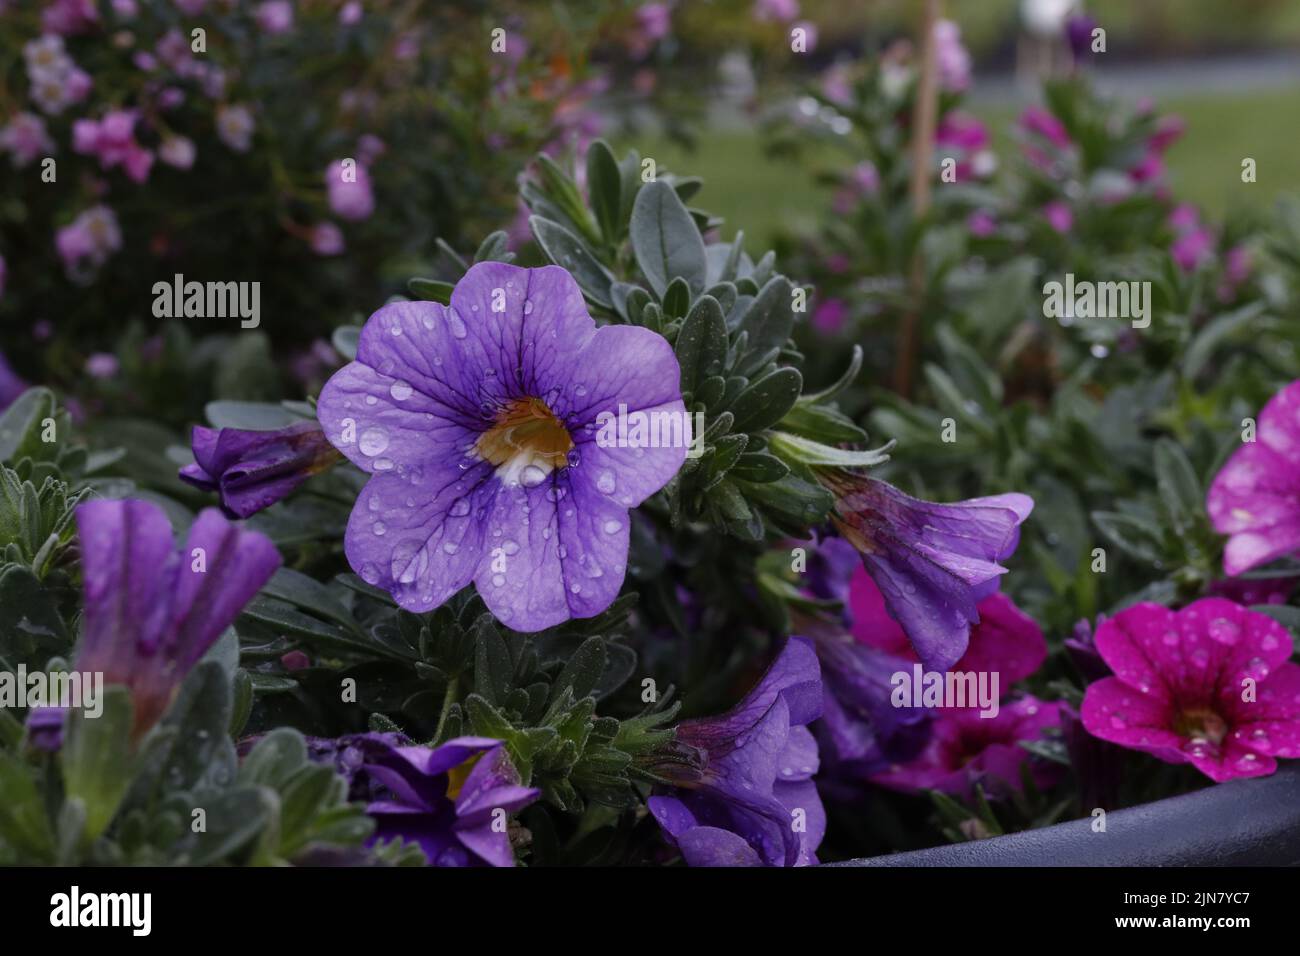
[74, 498, 281, 736]
[1207, 380, 1300, 576]
[316, 262, 686, 630]
[178, 421, 341, 518]
[308, 732, 539, 867]
[825, 471, 1033, 674]
[648, 637, 825, 867]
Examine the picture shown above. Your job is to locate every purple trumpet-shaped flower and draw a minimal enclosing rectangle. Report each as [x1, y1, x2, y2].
[316, 262, 687, 631]
[811, 625, 931, 785]
[308, 732, 539, 867]
[648, 637, 825, 866]
[74, 499, 280, 736]
[824, 471, 1033, 674]
[178, 421, 342, 518]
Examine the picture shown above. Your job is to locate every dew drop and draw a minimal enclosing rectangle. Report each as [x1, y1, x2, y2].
[520, 465, 547, 488]
[449, 499, 471, 517]
[390, 380, 413, 401]
[373, 457, 394, 471]
[596, 470, 616, 494]
[447, 308, 468, 338]
[359, 427, 390, 456]
[603, 519, 622, 534]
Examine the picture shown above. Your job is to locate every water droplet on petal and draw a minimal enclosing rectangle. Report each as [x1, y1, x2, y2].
[596, 471, 616, 494]
[447, 308, 468, 338]
[390, 380, 413, 401]
[373, 457, 394, 471]
[603, 519, 622, 534]
[520, 465, 547, 488]
[359, 427, 390, 456]
[449, 499, 471, 517]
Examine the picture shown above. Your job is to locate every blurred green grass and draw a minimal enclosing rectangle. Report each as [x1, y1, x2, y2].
[628, 87, 1300, 248]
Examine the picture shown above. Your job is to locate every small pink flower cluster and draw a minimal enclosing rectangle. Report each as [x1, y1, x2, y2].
[24, 34, 92, 116]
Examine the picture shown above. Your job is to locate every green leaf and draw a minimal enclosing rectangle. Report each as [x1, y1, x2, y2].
[331, 325, 361, 362]
[1181, 302, 1266, 380]
[474, 230, 514, 264]
[736, 277, 794, 367]
[549, 636, 607, 706]
[630, 181, 706, 298]
[408, 277, 454, 304]
[586, 139, 623, 246]
[729, 451, 790, 483]
[529, 217, 614, 308]
[0, 750, 55, 861]
[0, 388, 57, 463]
[767, 431, 894, 468]
[1153, 438, 1203, 540]
[205, 400, 303, 430]
[776, 401, 867, 445]
[261, 568, 365, 638]
[674, 295, 727, 396]
[729, 368, 803, 434]
[1092, 511, 1165, 564]
[799, 346, 863, 405]
[62, 687, 135, 841]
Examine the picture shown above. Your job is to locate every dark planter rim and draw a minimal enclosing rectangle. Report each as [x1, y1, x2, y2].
[829, 762, 1300, 866]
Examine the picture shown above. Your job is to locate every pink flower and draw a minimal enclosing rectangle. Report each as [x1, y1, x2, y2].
[85, 353, 120, 379]
[123, 143, 154, 183]
[936, 112, 989, 151]
[1, 112, 55, 166]
[112, 0, 139, 17]
[754, 0, 799, 22]
[325, 159, 375, 221]
[1043, 200, 1073, 234]
[42, 0, 99, 35]
[967, 209, 997, 237]
[357, 134, 386, 166]
[1167, 202, 1199, 233]
[255, 0, 294, 35]
[811, 297, 848, 335]
[1218, 245, 1252, 301]
[932, 19, 971, 93]
[636, 3, 672, 43]
[850, 566, 1047, 691]
[1081, 599, 1300, 782]
[309, 222, 345, 256]
[216, 104, 255, 152]
[872, 697, 1062, 797]
[1149, 114, 1185, 152]
[159, 135, 196, 169]
[56, 205, 122, 276]
[1171, 227, 1213, 272]
[1018, 105, 1071, 150]
[1207, 380, 1300, 576]
[1128, 150, 1164, 184]
[339, 1, 362, 26]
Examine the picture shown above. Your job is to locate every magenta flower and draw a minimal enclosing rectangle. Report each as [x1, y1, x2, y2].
[636, 3, 672, 43]
[85, 353, 120, 380]
[311, 733, 539, 866]
[326, 159, 375, 221]
[872, 696, 1062, 797]
[74, 499, 281, 736]
[255, 0, 294, 34]
[753, 0, 799, 22]
[1207, 380, 1300, 575]
[1019, 105, 1071, 150]
[1, 112, 55, 166]
[811, 297, 849, 335]
[932, 19, 971, 93]
[316, 262, 686, 631]
[216, 103, 255, 152]
[1081, 599, 1300, 782]
[849, 566, 1047, 689]
[967, 209, 997, 237]
[1043, 200, 1073, 234]
[825, 471, 1034, 673]
[649, 638, 824, 866]
[309, 221, 345, 255]
[56, 205, 121, 276]
[1171, 227, 1213, 272]
[179, 421, 342, 518]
